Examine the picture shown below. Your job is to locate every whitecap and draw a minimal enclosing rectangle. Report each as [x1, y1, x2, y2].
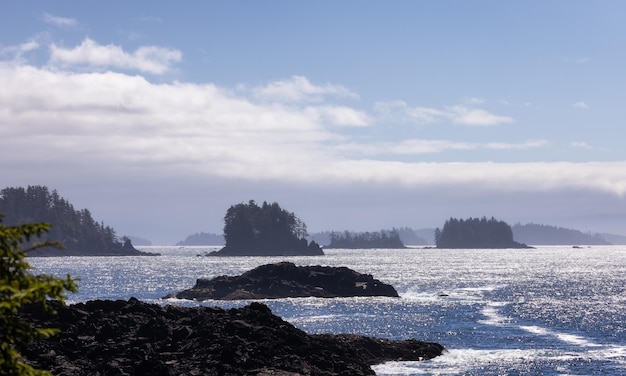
[555, 333, 602, 348]
[478, 301, 511, 326]
[373, 348, 540, 375]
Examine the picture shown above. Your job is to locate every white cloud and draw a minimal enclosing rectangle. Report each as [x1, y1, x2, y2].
[573, 101, 589, 109]
[407, 106, 447, 124]
[0, 40, 40, 57]
[374, 101, 446, 124]
[464, 97, 485, 105]
[0, 52, 624, 203]
[43, 12, 77, 27]
[333, 139, 475, 155]
[251, 75, 359, 103]
[0, 62, 339, 178]
[392, 139, 475, 154]
[322, 160, 626, 196]
[485, 140, 548, 150]
[571, 141, 592, 149]
[446, 105, 514, 126]
[335, 139, 547, 156]
[374, 101, 514, 126]
[48, 38, 182, 74]
[304, 106, 371, 127]
[373, 100, 412, 122]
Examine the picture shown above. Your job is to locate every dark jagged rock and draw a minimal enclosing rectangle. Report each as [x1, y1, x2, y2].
[21, 299, 444, 375]
[165, 262, 399, 300]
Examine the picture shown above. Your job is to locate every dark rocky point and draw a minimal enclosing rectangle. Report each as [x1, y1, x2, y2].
[28, 237, 159, 257]
[21, 298, 444, 375]
[165, 262, 399, 300]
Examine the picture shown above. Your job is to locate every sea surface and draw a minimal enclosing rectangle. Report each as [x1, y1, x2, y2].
[29, 246, 626, 375]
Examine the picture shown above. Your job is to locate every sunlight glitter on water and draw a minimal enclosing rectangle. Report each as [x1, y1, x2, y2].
[28, 246, 626, 375]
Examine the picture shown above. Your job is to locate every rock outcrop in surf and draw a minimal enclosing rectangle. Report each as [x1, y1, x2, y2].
[165, 262, 399, 300]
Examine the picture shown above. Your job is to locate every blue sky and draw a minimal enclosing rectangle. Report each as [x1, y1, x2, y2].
[2, 2, 625, 244]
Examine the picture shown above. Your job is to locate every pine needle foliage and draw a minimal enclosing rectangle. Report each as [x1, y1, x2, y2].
[0, 215, 78, 376]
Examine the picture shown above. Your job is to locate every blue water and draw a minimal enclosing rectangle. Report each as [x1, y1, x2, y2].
[29, 246, 626, 375]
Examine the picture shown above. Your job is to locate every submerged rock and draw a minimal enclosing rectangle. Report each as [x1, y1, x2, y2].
[21, 298, 444, 375]
[165, 262, 399, 300]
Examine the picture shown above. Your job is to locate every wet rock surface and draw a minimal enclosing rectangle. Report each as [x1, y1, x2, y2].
[166, 262, 399, 300]
[21, 298, 444, 375]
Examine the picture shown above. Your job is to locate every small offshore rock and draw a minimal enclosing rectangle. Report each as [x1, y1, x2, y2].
[166, 262, 399, 300]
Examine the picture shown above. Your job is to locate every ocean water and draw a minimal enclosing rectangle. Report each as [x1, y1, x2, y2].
[28, 246, 626, 375]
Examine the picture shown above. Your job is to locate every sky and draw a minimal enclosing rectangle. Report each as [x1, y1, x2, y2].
[1, 1, 626, 244]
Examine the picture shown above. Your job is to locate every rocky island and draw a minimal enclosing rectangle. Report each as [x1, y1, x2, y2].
[325, 229, 406, 249]
[166, 262, 399, 300]
[209, 200, 323, 256]
[21, 298, 445, 375]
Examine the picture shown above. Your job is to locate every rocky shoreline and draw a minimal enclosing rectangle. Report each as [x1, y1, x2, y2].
[21, 298, 445, 375]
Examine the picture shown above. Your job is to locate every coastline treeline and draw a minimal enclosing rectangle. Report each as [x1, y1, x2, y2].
[435, 216, 529, 249]
[0, 185, 146, 255]
[176, 231, 224, 246]
[326, 229, 405, 249]
[512, 223, 611, 245]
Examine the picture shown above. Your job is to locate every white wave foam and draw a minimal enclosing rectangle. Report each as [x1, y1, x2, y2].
[371, 361, 430, 375]
[401, 284, 502, 303]
[478, 301, 511, 326]
[373, 348, 540, 375]
[555, 333, 602, 348]
[519, 325, 549, 335]
[587, 344, 626, 370]
[484, 303, 610, 351]
[399, 290, 441, 302]
[374, 345, 626, 375]
[517, 324, 603, 348]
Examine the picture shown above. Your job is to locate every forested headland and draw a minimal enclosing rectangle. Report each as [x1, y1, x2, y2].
[0, 185, 155, 256]
[512, 223, 611, 245]
[209, 200, 323, 256]
[435, 217, 531, 249]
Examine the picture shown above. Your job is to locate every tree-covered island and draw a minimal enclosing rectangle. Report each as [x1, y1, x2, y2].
[209, 200, 323, 256]
[325, 229, 406, 249]
[0, 185, 156, 256]
[435, 216, 531, 249]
